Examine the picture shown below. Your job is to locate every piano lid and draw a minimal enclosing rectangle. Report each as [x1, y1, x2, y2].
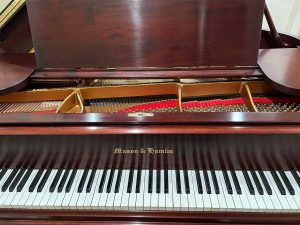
[26, 0, 264, 70]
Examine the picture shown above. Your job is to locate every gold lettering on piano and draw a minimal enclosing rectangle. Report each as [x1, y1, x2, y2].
[113, 148, 173, 154]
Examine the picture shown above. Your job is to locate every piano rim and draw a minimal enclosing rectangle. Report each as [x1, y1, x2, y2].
[0, 209, 300, 224]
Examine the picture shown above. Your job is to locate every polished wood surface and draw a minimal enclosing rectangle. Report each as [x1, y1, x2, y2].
[0, 209, 300, 225]
[32, 68, 263, 79]
[258, 48, 300, 96]
[0, 134, 298, 170]
[0, 112, 300, 125]
[0, 53, 35, 95]
[26, 0, 264, 69]
[260, 30, 300, 49]
[0, 7, 33, 53]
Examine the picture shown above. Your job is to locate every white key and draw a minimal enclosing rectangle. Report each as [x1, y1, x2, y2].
[200, 170, 212, 211]
[187, 170, 196, 211]
[90, 170, 107, 210]
[31, 170, 56, 209]
[214, 170, 227, 212]
[229, 171, 250, 212]
[114, 170, 126, 210]
[106, 169, 119, 210]
[276, 171, 298, 212]
[0, 169, 13, 207]
[53, 170, 72, 209]
[135, 170, 145, 210]
[284, 171, 300, 212]
[84, 170, 102, 209]
[264, 171, 288, 212]
[254, 171, 275, 212]
[12, 170, 38, 208]
[46, 170, 67, 209]
[171, 170, 181, 211]
[157, 170, 166, 211]
[120, 170, 130, 210]
[150, 170, 159, 210]
[65, 170, 84, 209]
[191, 170, 204, 211]
[25, 170, 47, 209]
[61, 170, 82, 209]
[76, 170, 92, 210]
[227, 171, 244, 212]
[143, 170, 151, 211]
[217, 171, 235, 212]
[179, 170, 189, 211]
[247, 171, 267, 211]
[236, 171, 259, 212]
[128, 170, 137, 210]
[98, 169, 111, 209]
[207, 171, 219, 212]
[165, 170, 173, 210]
[5, 170, 29, 208]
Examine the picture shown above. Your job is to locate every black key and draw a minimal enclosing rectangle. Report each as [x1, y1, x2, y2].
[9, 169, 26, 192]
[164, 169, 168, 194]
[49, 169, 63, 192]
[230, 170, 241, 194]
[175, 170, 181, 194]
[250, 171, 264, 195]
[291, 171, 300, 189]
[37, 169, 51, 192]
[115, 170, 123, 193]
[29, 169, 44, 192]
[86, 169, 96, 193]
[211, 170, 220, 194]
[222, 170, 233, 194]
[148, 169, 153, 193]
[156, 170, 161, 193]
[98, 169, 108, 193]
[58, 169, 70, 193]
[2, 168, 19, 192]
[135, 169, 141, 193]
[78, 170, 89, 193]
[279, 171, 295, 195]
[107, 169, 116, 193]
[0, 168, 8, 181]
[17, 169, 33, 192]
[258, 171, 272, 195]
[127, 169, 134, 193]
[243, 171, 255, 195]
[66, 169, 77, 193]
[183, 170, 190, 194]
[195, 170, 203, 194]
[203, 170, 211, 194]
[271, 171, 286, 195]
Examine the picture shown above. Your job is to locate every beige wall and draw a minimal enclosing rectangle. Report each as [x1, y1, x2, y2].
[263, 0, 300, 37]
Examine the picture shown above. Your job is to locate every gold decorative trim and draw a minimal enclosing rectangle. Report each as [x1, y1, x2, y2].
[0, 0, 26, 29]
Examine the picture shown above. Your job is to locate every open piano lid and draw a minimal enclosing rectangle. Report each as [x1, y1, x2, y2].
[26, 0, 265, 70]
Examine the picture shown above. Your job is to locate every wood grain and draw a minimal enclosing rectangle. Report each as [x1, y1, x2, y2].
[258, 48, 300, 96]
[0, 53, 35, 95]
[26, 0, 264, 69]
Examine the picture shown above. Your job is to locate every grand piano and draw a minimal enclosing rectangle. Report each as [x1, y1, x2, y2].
[0, 0, 300, 224]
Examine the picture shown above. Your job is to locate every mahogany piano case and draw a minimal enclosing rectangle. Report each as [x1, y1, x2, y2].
[0, 0, 300, 224]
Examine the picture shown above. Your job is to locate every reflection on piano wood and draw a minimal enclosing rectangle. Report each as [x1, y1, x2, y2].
[0, 134, 299, 213]
[0, 0, 32, 53]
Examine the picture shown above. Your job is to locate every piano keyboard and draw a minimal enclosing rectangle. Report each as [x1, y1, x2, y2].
[0, 168, 300, 212]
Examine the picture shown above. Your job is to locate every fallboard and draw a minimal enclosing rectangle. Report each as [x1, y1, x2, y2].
[0, 134, 299, 170]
